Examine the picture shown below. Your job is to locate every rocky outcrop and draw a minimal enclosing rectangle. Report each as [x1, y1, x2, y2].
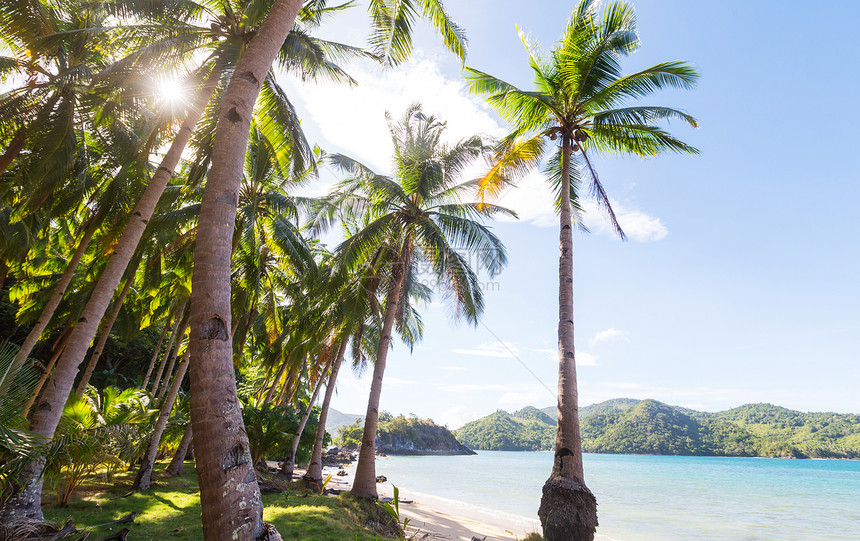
[337, 414, 477, 455]
[322, 447, 356, 467]
[376, 422, 476, 456]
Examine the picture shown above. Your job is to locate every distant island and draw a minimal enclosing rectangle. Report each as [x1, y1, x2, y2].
[454, 399, 860, 459]
[336, 412, 475, 455]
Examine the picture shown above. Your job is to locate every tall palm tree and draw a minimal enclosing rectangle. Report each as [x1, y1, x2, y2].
[186, 1, 468, 537]
[321, 103, 510, 499]
[465, 2, 698, 539]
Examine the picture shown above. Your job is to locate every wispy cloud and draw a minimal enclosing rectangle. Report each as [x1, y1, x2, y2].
[452, 341, 518, 359]
[385, 377, 419, 386]
[438, 383, 514, 393]
[589, 328, 629, 348]
[442, 366, 468, 372]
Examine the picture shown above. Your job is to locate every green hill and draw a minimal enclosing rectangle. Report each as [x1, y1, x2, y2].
[456, 399, 860, 459]
[456, 409, 555, 451]
[539, 398, 641, 421]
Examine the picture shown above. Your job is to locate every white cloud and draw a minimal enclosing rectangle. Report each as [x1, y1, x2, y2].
[588, 328, 629, 348]
[438, 406, 476, 429]
[442, 365, 467, 372]
[582, 199, 668, 242]
[499, 389, 547, 407]
[287, 57, 504, 174]
[494, 172, 668, 242]
[451, 341, 518, 358]
[536, 348, 557, 362]
[576, 351, 599, 366]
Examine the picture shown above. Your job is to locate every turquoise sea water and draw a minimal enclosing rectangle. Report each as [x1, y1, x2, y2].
[368, 452, 860, 540]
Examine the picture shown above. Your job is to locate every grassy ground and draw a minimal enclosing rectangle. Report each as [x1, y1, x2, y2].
[42, 462, 392, 541]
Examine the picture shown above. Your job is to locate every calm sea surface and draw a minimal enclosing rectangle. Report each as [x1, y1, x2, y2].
[365, 452, 860, 540]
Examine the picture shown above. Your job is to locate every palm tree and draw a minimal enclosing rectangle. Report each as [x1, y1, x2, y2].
[321, 103, 510, 499]
[465, 2, 698, 539]
[186, 1, 468, 536]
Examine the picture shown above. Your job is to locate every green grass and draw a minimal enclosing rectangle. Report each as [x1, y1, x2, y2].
[42, 462, 390, 541]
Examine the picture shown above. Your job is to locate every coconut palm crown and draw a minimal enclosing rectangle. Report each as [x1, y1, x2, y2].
[466, 1, 699, 540]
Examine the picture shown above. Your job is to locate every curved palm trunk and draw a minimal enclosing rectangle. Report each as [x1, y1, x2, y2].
[166, 422, 193, 477]
[187, 1, 302, 539]
[263, 360, 291, 405]
[134, 351, 190, 490]
[75, 263, 138, 394]
[305, 339, 347, 486]
[10, 221, 97, 375]
[281, 349, 338, 479]
[0, 69, 220, 523]
[351, 247, 410, 499]
[155, 317, 189, 399]
[281, 364, 304, 406]
[151, 301, 187, 395]
[142, 315, 171, 388]
[538, 136, 597, 541]
[0, 92, 61, 177]
[0, 127, 28, 175]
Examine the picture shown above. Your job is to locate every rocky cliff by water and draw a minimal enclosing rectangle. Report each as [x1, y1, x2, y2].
[336, 413, 476, 455]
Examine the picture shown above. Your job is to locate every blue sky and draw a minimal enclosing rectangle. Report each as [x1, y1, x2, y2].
[278, 0, 860, 427]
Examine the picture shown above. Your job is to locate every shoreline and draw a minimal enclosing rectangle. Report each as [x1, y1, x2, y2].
[321, 461, 616, 541]
[323, 463, 538, 540]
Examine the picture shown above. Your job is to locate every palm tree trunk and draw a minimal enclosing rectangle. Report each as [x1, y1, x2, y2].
[134, 351, 190, 490]
[281, 350, 336, 479]
[538, 135, 597, 541]
[155, 316, 189, 400]
[142, 314, 171, 388]
[166, 422, 193, 477]
[151, 301, 187, 395]
[187, 2, 302, 538]
[351, 245, 410, 499]
[75, 262, 138, 394]
[305, 339, 347, 485]
[0, 67, 220, 523]
[10, 220, 97, 375]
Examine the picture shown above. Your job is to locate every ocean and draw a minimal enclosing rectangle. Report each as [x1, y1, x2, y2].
[362, 451, 860, 540]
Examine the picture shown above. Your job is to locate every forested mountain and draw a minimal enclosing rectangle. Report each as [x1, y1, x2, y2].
[325, 408, 363, 433]
[457, 399, 860, 459]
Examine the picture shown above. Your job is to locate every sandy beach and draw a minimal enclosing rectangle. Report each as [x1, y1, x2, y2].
[322, 468, 536, 540]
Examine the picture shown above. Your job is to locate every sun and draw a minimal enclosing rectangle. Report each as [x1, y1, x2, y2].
[156, 77, 187, 105]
